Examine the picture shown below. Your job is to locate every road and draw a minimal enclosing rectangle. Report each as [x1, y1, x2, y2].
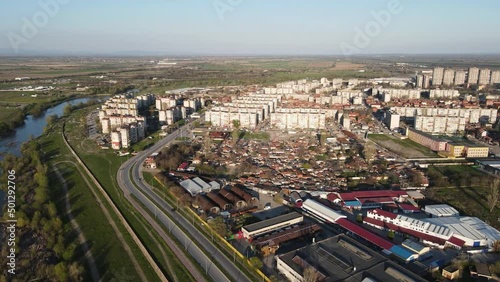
[117, 121, 252, 282]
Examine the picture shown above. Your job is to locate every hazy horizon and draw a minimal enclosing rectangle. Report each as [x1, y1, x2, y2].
[1, 0, 500, 56]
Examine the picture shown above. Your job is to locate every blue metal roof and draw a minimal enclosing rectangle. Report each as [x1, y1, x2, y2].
[389, 245, 414, 261]
[344, 200, 362, 207]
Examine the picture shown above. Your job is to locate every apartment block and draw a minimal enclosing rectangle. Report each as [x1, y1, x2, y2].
[433, 67, 444, 85]
[429, 89, 460, 99]
[442, 69, 455, 85]
[385, 110, 400, 130]
[414, 116, 466, 134]
[479, 69, 491, 85]
[270, 108, 326, 130]
[468, 67, 480, 84]
[491, 70, 500, 84]
[454, 70, 466, 85]
[379, 89, 421, 100]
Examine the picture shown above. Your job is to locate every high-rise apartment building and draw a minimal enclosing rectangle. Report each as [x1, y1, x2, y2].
[416, 74, 423, 88]
[479, 69, 491, 85]
[454, 70, 466, 85]
[467, 67, 480, 84]
[433, 67, 444, 85]
[442, 69, 455, 85]
[490, 70, 500, 84]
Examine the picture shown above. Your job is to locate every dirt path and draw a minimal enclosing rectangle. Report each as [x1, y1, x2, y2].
[52, 162, 100, 282]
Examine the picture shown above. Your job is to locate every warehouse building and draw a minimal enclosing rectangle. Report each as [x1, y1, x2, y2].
[276, 235, 427, 282]
[423, 204, 460, 217]
[301, 199, 346, 223]
[241, 212, 303, 240]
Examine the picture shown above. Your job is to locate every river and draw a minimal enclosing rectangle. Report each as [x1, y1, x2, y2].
[0, 97, 98, 158]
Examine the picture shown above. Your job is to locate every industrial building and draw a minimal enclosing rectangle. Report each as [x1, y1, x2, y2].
[423, 204, 460, 218]
[241, 212, 303, 239]
[301, 199, 346, 223]
[252, 222, 321, 256]
[276, 235, 427, 282]
[365, 209, 500, 250]
[179, 177, 220, 197]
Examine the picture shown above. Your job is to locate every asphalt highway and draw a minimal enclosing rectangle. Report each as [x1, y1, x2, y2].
[117, 123, 252, 282]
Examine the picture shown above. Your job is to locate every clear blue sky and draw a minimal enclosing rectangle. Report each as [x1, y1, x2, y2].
[1, 0, 499, 56]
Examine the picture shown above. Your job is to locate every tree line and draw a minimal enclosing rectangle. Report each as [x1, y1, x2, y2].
[0, 140, 85, 281]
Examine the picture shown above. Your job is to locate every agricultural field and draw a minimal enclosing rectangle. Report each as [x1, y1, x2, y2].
[368, 134, 439, 158]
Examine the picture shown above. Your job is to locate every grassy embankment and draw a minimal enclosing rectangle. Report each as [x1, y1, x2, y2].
[61, 106, 199, 281]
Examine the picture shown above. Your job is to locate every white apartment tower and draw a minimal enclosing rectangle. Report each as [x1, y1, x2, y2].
[442, 69, 455, 85]
[432, 67, 444, 85]
[490, 70, 500, 84]
[468, 67, 480, 84]
[454, 70, 466, 85]
[479, 69, 491, 85]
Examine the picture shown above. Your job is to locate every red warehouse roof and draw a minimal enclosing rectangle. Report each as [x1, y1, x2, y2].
[336, 218, 394, 250]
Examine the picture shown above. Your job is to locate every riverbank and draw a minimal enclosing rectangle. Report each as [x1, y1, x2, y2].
[0, 96, 102, 158]
[0, 94, 83, 137]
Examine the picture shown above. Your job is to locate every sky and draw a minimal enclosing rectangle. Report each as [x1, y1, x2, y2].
[0, 0, 499, 56]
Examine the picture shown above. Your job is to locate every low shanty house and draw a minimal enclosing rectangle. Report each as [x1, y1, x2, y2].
[231, 185, 258, 206]
[193, 195, 220, 214]
[219, 189, 247, 210]
[206, 191, 232, 211]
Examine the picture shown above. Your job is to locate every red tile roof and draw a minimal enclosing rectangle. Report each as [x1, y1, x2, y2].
[398, 204, 421, 211]
[446, 236, 465, 248]
[370, 209, 398, 220]
[336, 218, 394, 250]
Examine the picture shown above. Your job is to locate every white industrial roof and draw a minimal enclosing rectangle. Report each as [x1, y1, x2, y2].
[423, 204, 459, 217]
[396, 215, 452, 237]
[192, 177, 211, 189]
[179, 179, 202, 196]
[424, 217, 500, 243]
[302, 199, 346, 222]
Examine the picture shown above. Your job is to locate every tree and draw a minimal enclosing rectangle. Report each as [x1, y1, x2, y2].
[356, 213, 363, 222]
[387, 230, 395, 240]
[303, 266, 321, 282]
[487, 179, 499, 212]
[54, 262, 68, 281]
[249, 257, 263, 269]
[63, 104, 73, 116]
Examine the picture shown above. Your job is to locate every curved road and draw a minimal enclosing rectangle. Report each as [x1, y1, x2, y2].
[117, 123, 252, 282]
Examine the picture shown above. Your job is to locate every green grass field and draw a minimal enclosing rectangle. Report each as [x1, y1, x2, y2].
[38, 121, 154, 281]
[63, 107, 197, 281]
[368, 134, 439, 158]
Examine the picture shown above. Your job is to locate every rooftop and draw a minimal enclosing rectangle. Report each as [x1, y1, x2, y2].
[242, 212, 303, 233]
[277, 234, 427, 282]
